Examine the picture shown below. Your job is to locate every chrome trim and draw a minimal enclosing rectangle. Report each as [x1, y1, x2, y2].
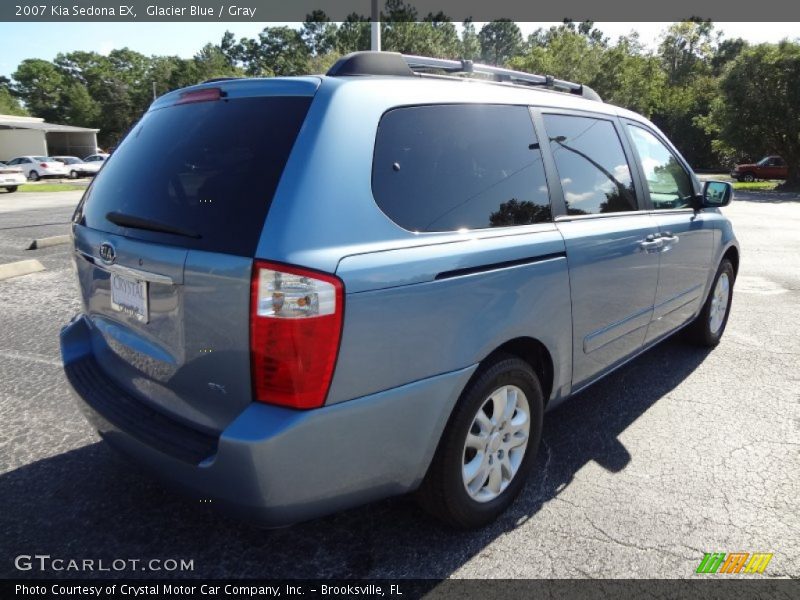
[555, 210, 647, 222]
[76, 250, 174, 285]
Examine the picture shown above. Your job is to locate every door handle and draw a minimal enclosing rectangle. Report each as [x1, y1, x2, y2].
[639, 236, 663, 252]
[659, 231, 680, 244]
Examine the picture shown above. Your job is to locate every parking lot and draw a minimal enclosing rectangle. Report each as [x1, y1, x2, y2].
[0, 188, 798, 579]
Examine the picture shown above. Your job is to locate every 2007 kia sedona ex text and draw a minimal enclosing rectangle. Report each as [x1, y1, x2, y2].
[61, 52, 739, 528]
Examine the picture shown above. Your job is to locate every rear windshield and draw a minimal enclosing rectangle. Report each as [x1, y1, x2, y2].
[76, 95, 311, 256]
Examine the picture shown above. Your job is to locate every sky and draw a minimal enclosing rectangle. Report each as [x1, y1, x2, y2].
[0, 21, 797, 78]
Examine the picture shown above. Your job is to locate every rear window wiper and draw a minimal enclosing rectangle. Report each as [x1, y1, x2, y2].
[106, 211, 201, 239]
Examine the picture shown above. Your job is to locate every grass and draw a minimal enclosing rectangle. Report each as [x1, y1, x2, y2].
[732, 181, 779, 191]
[17, 183, 86, 193]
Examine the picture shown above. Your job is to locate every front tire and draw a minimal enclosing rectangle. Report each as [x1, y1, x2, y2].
[687, 259, 735, 347]
[416, 355, 544, 529]
[69, 170, 78, 179]
[741, 172, 756, 183]
[3, 186, 18, 193]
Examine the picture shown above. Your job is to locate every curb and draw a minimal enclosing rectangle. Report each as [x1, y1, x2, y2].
[27, 235, 71, 250]
[0, 259, 46, 281]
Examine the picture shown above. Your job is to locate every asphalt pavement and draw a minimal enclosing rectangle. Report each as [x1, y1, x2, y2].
[0, 189, 798, 580]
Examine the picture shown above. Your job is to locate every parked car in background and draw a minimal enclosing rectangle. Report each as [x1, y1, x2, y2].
[731, 155, 788, 182]
[4, 156, 68, 181]
[0, 161, 26, 192]
[83, 153, 109, 164]
[61, 51, 739, 529]
[53, 156, 102, 179]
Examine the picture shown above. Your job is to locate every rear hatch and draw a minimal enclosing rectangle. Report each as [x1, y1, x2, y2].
[70, 80, 317, 434]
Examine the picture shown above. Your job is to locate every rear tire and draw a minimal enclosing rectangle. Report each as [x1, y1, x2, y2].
[4, 186, 18, 193]
[686, 259, 735, 347]
[69, 170, 78, 179]
[28, 170, 39, 182]
[416, 354, 544, 529]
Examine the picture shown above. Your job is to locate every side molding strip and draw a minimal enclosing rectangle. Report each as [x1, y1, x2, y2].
[435, 252, 566, 281]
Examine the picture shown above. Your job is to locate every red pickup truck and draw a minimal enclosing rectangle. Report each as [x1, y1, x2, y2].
[731, 156, 788, 182]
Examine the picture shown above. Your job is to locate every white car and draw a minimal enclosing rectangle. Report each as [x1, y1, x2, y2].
[83, 153, 109, 164]
[4, 156, 69, 181]
[0, 162, 26, 192]
[53, 156, 102, 178]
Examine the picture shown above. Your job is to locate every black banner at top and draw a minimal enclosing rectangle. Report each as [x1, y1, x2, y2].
[2, 0, 800, 22]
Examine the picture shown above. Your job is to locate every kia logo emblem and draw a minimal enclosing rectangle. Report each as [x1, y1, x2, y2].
[99, 242, 116, 265]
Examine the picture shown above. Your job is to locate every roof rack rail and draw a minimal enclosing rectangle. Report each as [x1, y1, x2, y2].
[326, 51, 602, 102]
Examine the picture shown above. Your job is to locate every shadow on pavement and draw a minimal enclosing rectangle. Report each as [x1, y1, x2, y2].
[0, 338, 710, 579]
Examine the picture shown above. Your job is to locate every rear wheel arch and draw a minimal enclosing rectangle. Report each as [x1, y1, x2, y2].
[424, 336, 555, 480]
[480, 337, 554, 407]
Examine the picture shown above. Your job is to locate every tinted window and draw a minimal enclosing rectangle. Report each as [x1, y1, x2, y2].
[76, 96, 311, 256]
[372, 104, 551, 232]
[627, 125, 694, 210]
[543, 114, 637, 215]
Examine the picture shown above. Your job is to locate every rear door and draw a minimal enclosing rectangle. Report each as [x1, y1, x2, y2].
[539, 111, 660, 389]
[622, 122, 714, 343]
[71, 85, 315, 433]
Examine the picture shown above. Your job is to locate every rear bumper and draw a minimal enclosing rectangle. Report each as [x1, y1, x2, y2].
[61, 314, 476, 527]
[1, 174, 26, 185]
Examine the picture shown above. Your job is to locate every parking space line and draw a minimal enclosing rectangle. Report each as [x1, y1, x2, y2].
[0, 349, 62, 367]
[26, 235, 71, 250]
[0, 259, 45, 280]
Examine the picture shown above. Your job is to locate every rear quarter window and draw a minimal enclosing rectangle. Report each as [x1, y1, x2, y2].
[76, 95, 311, 257]
[372, 104, 551, 232]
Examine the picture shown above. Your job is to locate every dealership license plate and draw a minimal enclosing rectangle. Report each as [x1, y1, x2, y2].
[110, 273, 149, 323]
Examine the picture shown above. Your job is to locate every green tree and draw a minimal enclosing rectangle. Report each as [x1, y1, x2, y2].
[461, 18, 480, 60]
[379, 2, 459, 57]
[336, 14, 370, 54]
[652, 21, 720, 167]
[12, 59, 67, 122]
[510, 22, 605, 84]
[479, 20, 523, 66]
[710, 41, 800, 188]
[593, 34, 666, 119]
[0, 76, 27, 115]
[712, 37, 748, 76]
[61, 83, 100, 126]
[302, 11, 338, 56]
[192, 43, 243, 81]
[659, 19, 716, 85]
[235, 26, 310, 76]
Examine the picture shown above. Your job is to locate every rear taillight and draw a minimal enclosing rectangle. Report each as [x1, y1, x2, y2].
[250, 261, 344, 410]
[40, 163, 48, 168]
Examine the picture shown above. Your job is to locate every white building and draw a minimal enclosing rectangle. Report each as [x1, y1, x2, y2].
[0, 114, 99, 160]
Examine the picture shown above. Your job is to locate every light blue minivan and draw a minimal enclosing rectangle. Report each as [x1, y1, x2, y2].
[61, 52, 738, 528]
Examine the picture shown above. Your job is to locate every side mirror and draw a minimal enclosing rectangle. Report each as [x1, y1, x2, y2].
[698, 180, 733, 208]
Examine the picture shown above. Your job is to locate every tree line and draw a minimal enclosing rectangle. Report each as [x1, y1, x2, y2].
[1, 1, 798, 187]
